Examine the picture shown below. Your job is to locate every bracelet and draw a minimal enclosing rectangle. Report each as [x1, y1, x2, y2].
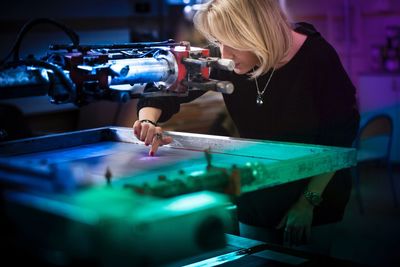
[303, 191, 323, 206]
[140, 119, 157, 126]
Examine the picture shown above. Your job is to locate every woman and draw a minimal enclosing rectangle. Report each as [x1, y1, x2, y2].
[133, 0, 359, 251]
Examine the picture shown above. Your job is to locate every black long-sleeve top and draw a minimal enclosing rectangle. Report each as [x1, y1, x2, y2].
[137, 23, 360, 227]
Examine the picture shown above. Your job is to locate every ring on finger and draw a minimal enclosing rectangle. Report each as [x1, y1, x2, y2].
[155, 133, 163, 140]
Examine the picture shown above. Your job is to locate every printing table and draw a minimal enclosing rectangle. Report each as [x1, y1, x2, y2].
[169, 234, 370, 267]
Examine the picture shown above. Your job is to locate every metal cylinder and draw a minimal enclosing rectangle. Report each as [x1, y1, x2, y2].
[108, 51, 178, 87]
[215, 81, 234, 94]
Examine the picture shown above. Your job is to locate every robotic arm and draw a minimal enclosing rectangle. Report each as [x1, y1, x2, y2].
[0, 19, 234, 106]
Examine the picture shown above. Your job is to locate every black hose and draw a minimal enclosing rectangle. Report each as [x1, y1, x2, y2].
[0, 18, 80, 65]
[1, 59, 76, 103]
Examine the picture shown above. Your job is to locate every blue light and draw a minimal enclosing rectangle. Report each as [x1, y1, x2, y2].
[167, 0, 191, 5]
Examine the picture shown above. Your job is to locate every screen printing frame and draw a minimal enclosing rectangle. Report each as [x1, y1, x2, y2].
[0, 126, 357, 194]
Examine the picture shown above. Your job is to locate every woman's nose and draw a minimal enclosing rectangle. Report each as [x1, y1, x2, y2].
[220, 44, 234, 59]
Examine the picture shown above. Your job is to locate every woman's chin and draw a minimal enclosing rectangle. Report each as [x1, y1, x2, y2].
[233, 67, 249, 75]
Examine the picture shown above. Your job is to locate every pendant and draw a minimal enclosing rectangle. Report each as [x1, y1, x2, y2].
[256, 95, 264, 106]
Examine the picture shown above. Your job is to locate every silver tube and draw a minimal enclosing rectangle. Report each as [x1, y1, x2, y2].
[108, 51, 178, 87]
[109, 58, 169, 85]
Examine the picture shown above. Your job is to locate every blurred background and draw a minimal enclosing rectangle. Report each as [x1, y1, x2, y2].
[0, 0, 399, 160]
[0, 1, 399, 266]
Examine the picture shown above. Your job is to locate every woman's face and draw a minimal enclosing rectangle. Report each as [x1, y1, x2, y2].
[219, 43, 260, 74]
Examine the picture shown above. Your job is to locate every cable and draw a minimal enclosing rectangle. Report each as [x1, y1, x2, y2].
[0, 18, 80, 65]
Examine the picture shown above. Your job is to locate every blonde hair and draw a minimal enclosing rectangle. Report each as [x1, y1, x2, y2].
[193, 0, 293, 78]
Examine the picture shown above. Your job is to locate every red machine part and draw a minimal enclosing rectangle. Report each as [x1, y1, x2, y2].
[64, 51, 109, 90]
[171, 46, 210, 93]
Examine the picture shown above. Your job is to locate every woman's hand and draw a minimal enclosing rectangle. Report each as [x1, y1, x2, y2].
[133, 120, 173, 156]
[276, 198, 314, 247]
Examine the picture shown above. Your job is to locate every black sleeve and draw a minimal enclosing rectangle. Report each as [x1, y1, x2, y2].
[314, 41, 360, 148]
[136, 90, 207, 123]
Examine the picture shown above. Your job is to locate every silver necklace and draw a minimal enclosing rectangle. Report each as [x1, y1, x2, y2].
[254, 68, 275, 106]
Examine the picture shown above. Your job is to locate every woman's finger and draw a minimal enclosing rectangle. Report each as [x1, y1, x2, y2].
[304, 225, 311, 244]
[149, 132, 173, 156]
[292, 227, 302, 246]
[161, 135, 173, 146]
[149, 132, 163, 156]
[144, 126, 156, 146]
[133, 120, 142, 139]
[139, 123, 150, 141]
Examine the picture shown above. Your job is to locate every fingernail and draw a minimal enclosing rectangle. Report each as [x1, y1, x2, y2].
[150, 152, 154, 157]
[145, 143, 149, 146]
[134, 131, 137, 135]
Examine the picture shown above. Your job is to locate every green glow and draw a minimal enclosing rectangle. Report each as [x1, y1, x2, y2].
[189, 170, 206, 176]
[166, 192, 218, 211]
